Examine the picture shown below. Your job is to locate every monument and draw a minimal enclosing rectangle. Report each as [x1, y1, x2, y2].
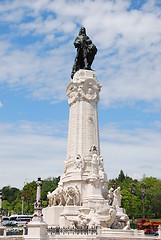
[42, 27, 130, 230]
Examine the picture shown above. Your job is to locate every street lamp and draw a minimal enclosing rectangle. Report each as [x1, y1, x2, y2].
[141, 186, 146, 218]
[21, 196, 25, 215]
[27, 198, 30, 214]
[130, 185, 136, 228]
[0, 192, 3, 226]
[6, 208, 8, 216]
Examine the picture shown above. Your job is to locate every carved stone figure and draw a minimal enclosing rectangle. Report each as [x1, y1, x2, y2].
[90, 145, 97, 154]
[73, 185, 80, 206]
[47, 192, 53, 207]
[112, 187, 122, 208]
[108, 187, 114, 205]
[91, 153, 99, 177]
[74, 206, 117, 228]
[74, 154, 85, 171]
[111, 213, 130, 230]
[98, 155, 106, 181]
[50, 186, 64, 206]
[65, 185, 80, 206]
[71, 27, 97, 78]
[120, 215, 130, 230]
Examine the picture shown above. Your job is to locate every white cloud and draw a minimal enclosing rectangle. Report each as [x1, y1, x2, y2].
[0, 0, 161, 107]
[0, 121, 161, 189]
[0, 40, 73, 102]
[0, 122, 67, 189]
[0, 0, 161, 188]
[0, 101, 2, 108]
[100, 124, 161, 180]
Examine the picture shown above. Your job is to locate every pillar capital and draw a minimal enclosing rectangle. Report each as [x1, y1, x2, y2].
[67, 70, 101, 106]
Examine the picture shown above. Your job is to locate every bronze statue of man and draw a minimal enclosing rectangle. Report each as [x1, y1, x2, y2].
[71, 27, 97, 78]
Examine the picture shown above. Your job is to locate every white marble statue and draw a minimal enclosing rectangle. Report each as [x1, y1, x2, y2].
[108, 187, 114, 205]
[47, 192, 53, 207]
[112, 187, 122, 208]
[91, 153, 99, 177]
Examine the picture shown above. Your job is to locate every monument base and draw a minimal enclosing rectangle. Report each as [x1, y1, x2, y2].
[24, 221, 48, 240]
[43, 206, 64, 226]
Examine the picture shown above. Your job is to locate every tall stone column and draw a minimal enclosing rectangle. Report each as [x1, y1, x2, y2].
[67, 70, 100, 159]
[61, 69, 108, 204]
[33, 177, 43, 222]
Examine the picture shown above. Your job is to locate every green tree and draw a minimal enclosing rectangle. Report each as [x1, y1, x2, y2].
[1, 186, 20, 203]
[41, 177, 60, 201]
[118, 170, 125, 182]
[20, 181, 37, 214]
[2, 200, 11, 215]
[151, 193, 161, 218]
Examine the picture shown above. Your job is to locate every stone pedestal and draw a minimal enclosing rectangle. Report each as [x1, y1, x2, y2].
[25, 221, 48, 240]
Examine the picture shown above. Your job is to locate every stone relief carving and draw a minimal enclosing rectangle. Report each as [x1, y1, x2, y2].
[69, 206, 117, 228]
[67, 79, 100, 106]
[88, 146, 107, 182]
[47, 184, 80, 207]
[65, 185, 80, 206]
[89, 145, 97, 154]
[88, 116, 93, 124]
[53, 185, 64, 206]
[74, 154, 85, 171]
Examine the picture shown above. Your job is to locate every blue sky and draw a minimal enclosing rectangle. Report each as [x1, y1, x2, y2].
[0, 0, 161, 189]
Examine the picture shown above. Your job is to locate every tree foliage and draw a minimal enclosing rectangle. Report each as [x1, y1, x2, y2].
[108, 170, 161, 219]
[0, 177, 60, 215]
[1, 186, 20, 203]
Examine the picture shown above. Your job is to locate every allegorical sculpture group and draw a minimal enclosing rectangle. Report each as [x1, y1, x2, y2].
[71, 27, 97, 78]
[47, 184, 80, 206]
[47, 182, 129, 229]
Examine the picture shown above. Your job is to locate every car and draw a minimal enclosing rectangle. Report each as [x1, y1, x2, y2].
[2, 217, 10, 226]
